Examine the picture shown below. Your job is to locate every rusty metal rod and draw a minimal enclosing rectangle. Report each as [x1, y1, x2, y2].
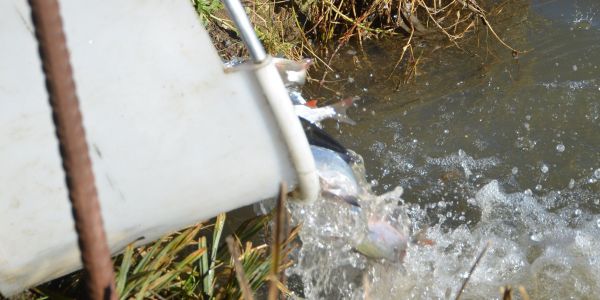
[28, 1, 117, 299]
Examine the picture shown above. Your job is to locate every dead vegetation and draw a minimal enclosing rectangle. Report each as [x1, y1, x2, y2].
[196, 0, 522, 80]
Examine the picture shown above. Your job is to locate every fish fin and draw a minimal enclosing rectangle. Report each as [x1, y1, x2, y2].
[413, 226, 435, 246]
[342, 195, 361, 207]
[300, 117, 352, 162]
[399, 249, 407, 263]
[306, 99, 318, 108]
[417, 239, 436, 246]
[329, 97, 358, 125]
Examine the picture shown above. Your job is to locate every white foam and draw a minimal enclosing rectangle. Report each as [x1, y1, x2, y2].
[290, 174, 600, 298]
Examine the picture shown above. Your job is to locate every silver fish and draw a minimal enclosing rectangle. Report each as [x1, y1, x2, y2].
[295, 97, 358, 127]
[223, 57, 310, 90]
[356, 217, 409, 261]
[311, 145, 408, 260]
[273, 57, 357, 126]
[311, 145, 360, 205]
[225, 57, 356, 125]
[273, 57, 312, 88]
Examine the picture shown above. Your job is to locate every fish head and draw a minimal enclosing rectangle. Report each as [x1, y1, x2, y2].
[273, 57, 311, 88]
[356, 217, 409, 261]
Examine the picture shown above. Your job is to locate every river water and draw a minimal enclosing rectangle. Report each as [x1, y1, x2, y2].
[288, 0, 600, 298]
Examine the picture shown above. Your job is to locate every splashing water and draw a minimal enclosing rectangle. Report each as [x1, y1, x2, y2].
[288, 155, 412, 299]
[288, 154, 600, 299]
[287, 0, 600, 298]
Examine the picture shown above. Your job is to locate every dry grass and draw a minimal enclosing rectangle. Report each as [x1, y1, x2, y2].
[29, 205, 299, 299]
[195, 0, 521, 79]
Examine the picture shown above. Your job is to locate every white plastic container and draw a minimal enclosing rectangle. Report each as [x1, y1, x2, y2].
[0, 0, 318, 296]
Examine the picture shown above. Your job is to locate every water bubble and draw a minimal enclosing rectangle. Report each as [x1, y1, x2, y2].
[556, 143, 565, 152]
[568, 179, 576, 189]
[443, 129, 449, 134]
[347, 77, 355, 83]
[594, 168, 600, 179]
[573, 65, 578, 71]
[530, 232, 543, 242]
[381, 168, 389, 176]
[512, 167, 519, 175]
[535, 184, 542, 191]
[597, 219, 600, 228]
[525, 115, 532, 121]
[541, 164, 549, 174]
[574, 209, 582, 216]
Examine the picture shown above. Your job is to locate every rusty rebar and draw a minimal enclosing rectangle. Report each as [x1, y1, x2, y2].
[28, 1, 117, 299]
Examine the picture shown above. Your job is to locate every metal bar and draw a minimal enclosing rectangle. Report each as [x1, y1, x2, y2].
[27, 1, 117, 299]
[222, 0, 267, 63]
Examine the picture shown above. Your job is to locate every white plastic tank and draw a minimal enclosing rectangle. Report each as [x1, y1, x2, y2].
[0, 0, 318, 296]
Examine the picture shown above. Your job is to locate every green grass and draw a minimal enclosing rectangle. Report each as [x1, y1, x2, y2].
[192, 0, 223, 25]
[30, 210, 299, 300]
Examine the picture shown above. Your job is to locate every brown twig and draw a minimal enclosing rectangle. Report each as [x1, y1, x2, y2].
[226, 236, 255, 300]
[363, 273, 372, 300]
[501, 286, 512, 300]
[518, 286, 530, 300]
[454, 241, 490, 300]
[388, 25, 415, 79]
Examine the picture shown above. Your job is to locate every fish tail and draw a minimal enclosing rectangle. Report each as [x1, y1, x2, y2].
[330, 96, 358, 125]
